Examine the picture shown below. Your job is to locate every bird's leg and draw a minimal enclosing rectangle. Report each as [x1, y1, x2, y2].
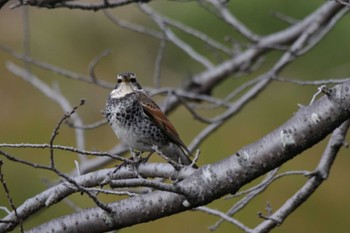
[129, 149, 151, 178]
[130, 149, 142, 162]
[142, 151, 154, 163]
[131, 150, 154, 164]
[113, 149, 142, 174]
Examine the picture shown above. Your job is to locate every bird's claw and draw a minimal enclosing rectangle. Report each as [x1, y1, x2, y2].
[113, 152, 149, 175]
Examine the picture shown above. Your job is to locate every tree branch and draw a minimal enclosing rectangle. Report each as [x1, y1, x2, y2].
[0, 162, 195, 232]
[12, 0, 152, 10]
[252, 120, 350, 232]
[23, 80, 350, 232]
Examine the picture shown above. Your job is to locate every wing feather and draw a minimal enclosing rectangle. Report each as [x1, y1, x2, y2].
[137, 92, 192, 155]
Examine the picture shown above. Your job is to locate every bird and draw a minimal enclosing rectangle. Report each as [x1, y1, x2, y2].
[105, 72, 197, 168]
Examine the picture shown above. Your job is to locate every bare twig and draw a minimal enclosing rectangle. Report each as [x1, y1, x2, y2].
[49, 99, 85, 167]
[66, 118, 108, 130]
[272, 11, 300, 24]
[174, 93, 213, 124]
[22, 5, 31, 73]
[138, 3, 214, 69]
[273, 76, 350, 85]
[0, 207, 11, 215]
[196, 206, 251, 233]
[0, 143, 128, 161]
[0, 161, 24, 233]
[85, 187, 139, 197]
[309, 85, 327, 105]
[200, 0, 260, 42]
[155, 9, 232, 55]
[0, 45, 113, 89]
[153, 33, 167, 88]
[103, 9, 163, 38]
[88, 49, 112, 83]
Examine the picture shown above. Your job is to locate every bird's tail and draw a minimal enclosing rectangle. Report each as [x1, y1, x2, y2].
[162, 143, 197, 168]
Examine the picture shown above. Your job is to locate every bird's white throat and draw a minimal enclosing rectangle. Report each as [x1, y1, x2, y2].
[110, 83, 134, 98]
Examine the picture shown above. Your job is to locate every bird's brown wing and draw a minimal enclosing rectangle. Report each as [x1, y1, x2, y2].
[138, 92, 192, 156]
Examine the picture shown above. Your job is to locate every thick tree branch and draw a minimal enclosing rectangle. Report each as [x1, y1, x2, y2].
[23, 80, 350, 232]
[0, 163, 195, 232]
[252, 120, 350, 232]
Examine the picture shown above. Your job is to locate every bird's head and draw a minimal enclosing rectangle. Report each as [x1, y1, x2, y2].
[110, 72, 143, 98]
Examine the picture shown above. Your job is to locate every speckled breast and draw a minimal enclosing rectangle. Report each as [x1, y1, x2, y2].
[105, 92, 168, 151]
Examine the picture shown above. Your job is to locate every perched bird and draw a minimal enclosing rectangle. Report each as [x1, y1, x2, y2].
[105, 72, 196, 168]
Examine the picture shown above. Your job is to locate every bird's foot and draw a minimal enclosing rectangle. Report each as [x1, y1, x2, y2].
[113, 151, 150, 175]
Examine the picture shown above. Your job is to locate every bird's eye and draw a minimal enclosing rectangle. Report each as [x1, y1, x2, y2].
[130, 77, 136, 83]
[117, 78, 122, 83]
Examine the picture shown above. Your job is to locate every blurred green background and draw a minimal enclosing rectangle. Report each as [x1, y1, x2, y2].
[1, 0, 350, 232]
